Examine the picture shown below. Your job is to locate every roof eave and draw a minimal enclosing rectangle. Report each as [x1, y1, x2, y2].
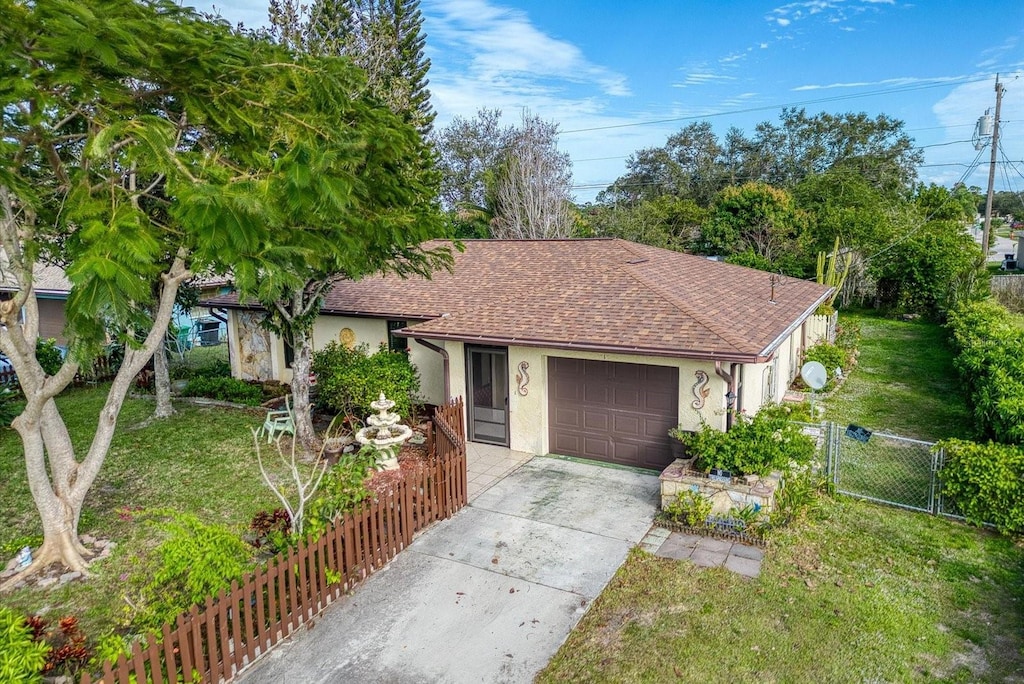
[399, 329, 767, 364]
[757, 288, 835, 358]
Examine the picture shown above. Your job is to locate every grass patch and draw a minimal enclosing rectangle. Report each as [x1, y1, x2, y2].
[539, 497, 1024, 683]
[823, 311, 971, 441]
[0, 384, 290, 636]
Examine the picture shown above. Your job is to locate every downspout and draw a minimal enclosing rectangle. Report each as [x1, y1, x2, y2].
[415, 338, 450, 402]
[714, 361, 740, 430]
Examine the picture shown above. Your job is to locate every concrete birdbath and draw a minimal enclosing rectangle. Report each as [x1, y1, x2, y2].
[355, 392, 413, 471]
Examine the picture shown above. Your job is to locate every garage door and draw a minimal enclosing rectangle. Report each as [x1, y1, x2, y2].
[548, 358, 679, 470]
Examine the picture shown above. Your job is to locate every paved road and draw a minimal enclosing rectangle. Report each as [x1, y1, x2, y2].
[237, 457, 660, 684]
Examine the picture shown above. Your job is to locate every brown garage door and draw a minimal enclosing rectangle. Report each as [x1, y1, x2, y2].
[548, 357, 679, 470]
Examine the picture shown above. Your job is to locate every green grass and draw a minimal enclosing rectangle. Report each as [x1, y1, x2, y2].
[539, 498, 1024, 683]
[824, 311, 971, 441]
[0, 384, 292, 637]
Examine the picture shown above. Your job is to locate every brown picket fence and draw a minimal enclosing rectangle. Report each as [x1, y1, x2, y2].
[81, 397, 466, 684]
[0, 355, 120, 394]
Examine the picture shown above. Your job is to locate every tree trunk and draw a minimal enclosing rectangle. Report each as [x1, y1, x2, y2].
[290, 326, 320, 456]
[152, 340, 176, 419]
[0, 256, 190, 588]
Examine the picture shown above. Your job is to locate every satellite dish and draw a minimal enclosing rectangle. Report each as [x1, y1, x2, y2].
[801, 361, 827, 391]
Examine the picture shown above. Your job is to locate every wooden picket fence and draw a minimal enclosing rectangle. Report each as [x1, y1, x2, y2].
[81, 397, 467, 684]
[0, 355, 120, 394]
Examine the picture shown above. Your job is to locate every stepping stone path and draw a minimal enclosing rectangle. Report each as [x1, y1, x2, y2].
[639, 526, 763, 578]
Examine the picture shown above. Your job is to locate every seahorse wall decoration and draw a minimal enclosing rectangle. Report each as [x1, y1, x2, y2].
[516, 361, 530, 396]
[691, 370, 710, 410]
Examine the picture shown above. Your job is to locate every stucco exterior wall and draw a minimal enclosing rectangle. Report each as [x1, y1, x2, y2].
[225, 312, 446, 407]
[499, 350, 733, 456]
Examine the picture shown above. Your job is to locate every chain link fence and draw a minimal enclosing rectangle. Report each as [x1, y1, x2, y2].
[797, 421, 963, 519]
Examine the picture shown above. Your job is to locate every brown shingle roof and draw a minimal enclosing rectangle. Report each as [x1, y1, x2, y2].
[206, 239, 832, 362]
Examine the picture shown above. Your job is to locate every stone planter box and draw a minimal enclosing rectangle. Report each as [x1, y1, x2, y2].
[659, 458, 781, 515]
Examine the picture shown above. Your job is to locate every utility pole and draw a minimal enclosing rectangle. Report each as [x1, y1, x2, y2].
[981, 75, 1005, 261]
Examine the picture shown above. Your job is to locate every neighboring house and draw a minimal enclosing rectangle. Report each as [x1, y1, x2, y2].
[205, 239, 833, 470]
[1, 251, 231, 350]
[0, 253, 73, 345]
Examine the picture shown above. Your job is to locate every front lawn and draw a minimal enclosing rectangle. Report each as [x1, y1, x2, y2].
[824, 311, 971, 441]
[0, 384, 291, 637]
[540, 497, 1024, 683]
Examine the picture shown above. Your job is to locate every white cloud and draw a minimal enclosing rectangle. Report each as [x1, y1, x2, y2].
[923, 71, 1024, 190]
[792, 75, 967, 91]
[426, 0, 630, 98]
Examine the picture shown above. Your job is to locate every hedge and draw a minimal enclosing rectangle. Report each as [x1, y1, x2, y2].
[946, 300, 1024, 444]
[937, 438, 1024, 535]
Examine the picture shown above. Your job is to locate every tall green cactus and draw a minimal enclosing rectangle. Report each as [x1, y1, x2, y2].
[816, 237, 852, 310]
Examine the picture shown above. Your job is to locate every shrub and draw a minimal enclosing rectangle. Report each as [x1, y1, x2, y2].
[803, 342, 846, 390]
[0, 607, 50, 683]
[678, 404, 815, 477]
[182, 376, 262, 406]
[938, 438, 1024, 534]
[35, 338, 64, 376]
[305, 447, 378, 538]
[247, 508, 292, 553]
[663, 490, 713, 526]
[173, 357, 232, 381]
[946, 300, 1024, 444]
[24, 615, 90, 679]
[313, 342, 420, 418]
[0, 386, 21, 427]
[834, 318, 861, 354]
[134, 512, 252, 630]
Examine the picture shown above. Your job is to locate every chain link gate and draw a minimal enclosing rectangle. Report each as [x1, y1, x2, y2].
[799, 421, 957, 518]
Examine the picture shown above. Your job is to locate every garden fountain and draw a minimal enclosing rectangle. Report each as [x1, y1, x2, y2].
[355, 392, 413, 470]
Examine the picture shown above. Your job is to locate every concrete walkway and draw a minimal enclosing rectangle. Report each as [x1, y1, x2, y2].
[237, 456, 660, 684]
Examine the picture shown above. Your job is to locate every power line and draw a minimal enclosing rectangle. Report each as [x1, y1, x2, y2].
[561, 75, 994, 135]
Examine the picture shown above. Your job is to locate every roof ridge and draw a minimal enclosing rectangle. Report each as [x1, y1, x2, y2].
[620, 261, 755, 354]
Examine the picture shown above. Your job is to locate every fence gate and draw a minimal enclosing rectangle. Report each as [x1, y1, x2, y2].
[803, 421, 955, 517]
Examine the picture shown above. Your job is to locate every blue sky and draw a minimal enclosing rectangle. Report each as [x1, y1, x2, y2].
[202, 0, 1024, 203]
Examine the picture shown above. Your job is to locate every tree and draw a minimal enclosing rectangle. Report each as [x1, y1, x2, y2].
[265, 0, 447, 453]
[432, 108, 512, 236]
[869, 185, 984, 317]
[491, 111, 576, 239]
[270, 0, 434, 134]
[598, 122, 725, 206]
[598, 109, 922, 205]
[586, 196, 707, 252]
[0, 0, 436, 583]
[699, 182, 809, 274]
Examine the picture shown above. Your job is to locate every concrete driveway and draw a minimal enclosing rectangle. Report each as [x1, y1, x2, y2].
[238, 456, 660, 683]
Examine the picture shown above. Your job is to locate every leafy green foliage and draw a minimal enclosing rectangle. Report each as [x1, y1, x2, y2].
[305, 447, 377, 537]
[662, 490, 713, 526]
[0, 386, 21, 427]
[171, 354, 232, 381]
[938, 439, 1024, 534]
[870, 185, 985, 318]
[313, 342, 420, 418]
[803, 342, 846, 390]
[181, 376, 263, 406]
[677, 404, 815, 476]
[947, 300, 1024, 443]
[584, 196, 707, 252]
[0, 607, 50, 683]
[699, 182, 809, 276]
[34, 339, 64, 377]
[134, 512, 252, 630]
[834, 318, 861, 355]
